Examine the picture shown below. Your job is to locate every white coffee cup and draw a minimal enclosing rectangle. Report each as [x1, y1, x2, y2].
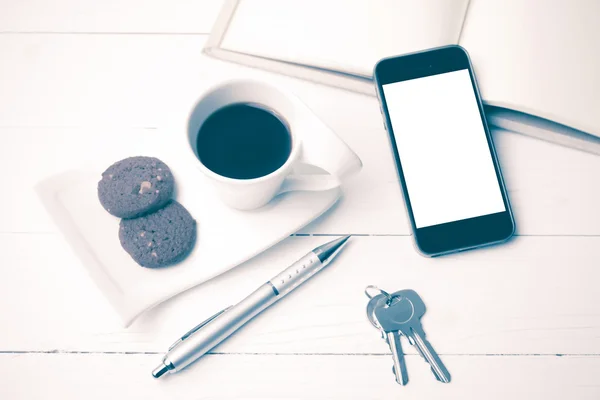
[187, 80, 362, 210]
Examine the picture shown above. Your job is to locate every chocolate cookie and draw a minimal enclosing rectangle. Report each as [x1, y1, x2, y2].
[98, 156, 174, 218]
[119, 200, 196, 268]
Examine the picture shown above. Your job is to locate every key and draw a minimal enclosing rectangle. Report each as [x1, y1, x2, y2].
[375, 289, 451, 383]
[365, 288, 389, 340]
[366, 291, 409, 385]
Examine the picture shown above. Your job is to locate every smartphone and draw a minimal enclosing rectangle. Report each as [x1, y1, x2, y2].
[374, 45, 515, 256]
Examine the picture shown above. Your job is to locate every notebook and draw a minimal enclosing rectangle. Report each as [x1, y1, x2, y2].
[205, 0, 600, 154]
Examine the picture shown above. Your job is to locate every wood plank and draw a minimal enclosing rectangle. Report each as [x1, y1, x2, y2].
[0, 35, 599, 235]
[2, 127, 600, 236]
[2, 235, 599, 355]
[0, 34, 211, 128]
[0, 0, 224, 33]
[2, 353, 599, 399]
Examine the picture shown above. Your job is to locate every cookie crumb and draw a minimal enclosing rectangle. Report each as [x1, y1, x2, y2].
[139, 231, 145, 237]
[157, 176, 162, 181]
[139, 181, 152, 194]
[151, 251, 158, 258]
[147, 241, 153, 247]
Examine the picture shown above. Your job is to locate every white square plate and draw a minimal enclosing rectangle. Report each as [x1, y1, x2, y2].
[36, 146, 340, 326]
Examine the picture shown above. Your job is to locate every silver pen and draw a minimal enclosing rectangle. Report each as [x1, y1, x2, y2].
[152, 235, 351, 378]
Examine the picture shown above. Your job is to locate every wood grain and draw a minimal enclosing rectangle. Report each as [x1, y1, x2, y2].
[1, 3, 600, 398]
[1, 235, 599, 355]
[0, 35, 598, 236]
[2, 353, 599, 399]
[2, 125, 599, 236]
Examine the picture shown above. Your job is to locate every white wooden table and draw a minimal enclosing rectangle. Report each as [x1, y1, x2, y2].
[1, 1, 600, 398]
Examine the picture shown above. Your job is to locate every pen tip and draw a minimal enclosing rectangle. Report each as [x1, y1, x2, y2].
[336, 236, 351, 249]
[315, 235, 351, 263]
[152, 363, 169, 379]
[331, 235, 351, 247]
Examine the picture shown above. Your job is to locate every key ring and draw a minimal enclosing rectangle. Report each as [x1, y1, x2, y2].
[365, 285, 404, 306]
[365, 285, 393, 303]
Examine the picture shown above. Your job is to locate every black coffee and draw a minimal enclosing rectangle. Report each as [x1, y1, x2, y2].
[196, 103, 292, 180]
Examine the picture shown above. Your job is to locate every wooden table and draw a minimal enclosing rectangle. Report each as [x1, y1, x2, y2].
[1, 1, 599, 398]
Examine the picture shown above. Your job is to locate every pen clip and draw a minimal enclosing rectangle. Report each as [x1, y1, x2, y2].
[168, 306, 232, 351]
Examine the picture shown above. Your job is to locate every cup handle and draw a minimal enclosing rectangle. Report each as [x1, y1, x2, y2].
[277, 172, 340, 194]
[277, 111, 362, 195]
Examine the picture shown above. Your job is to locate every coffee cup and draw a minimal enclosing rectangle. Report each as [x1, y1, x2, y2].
[187, 80, 362, 210]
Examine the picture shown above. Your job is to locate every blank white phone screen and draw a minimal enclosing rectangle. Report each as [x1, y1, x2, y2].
[382, 69, 506, 229]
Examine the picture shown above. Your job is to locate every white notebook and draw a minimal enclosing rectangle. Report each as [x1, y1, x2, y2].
[206, 0, 600, 154]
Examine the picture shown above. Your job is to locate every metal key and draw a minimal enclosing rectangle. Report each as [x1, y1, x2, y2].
[365, 289, 409, 385]
[375, 289, 451, 383]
